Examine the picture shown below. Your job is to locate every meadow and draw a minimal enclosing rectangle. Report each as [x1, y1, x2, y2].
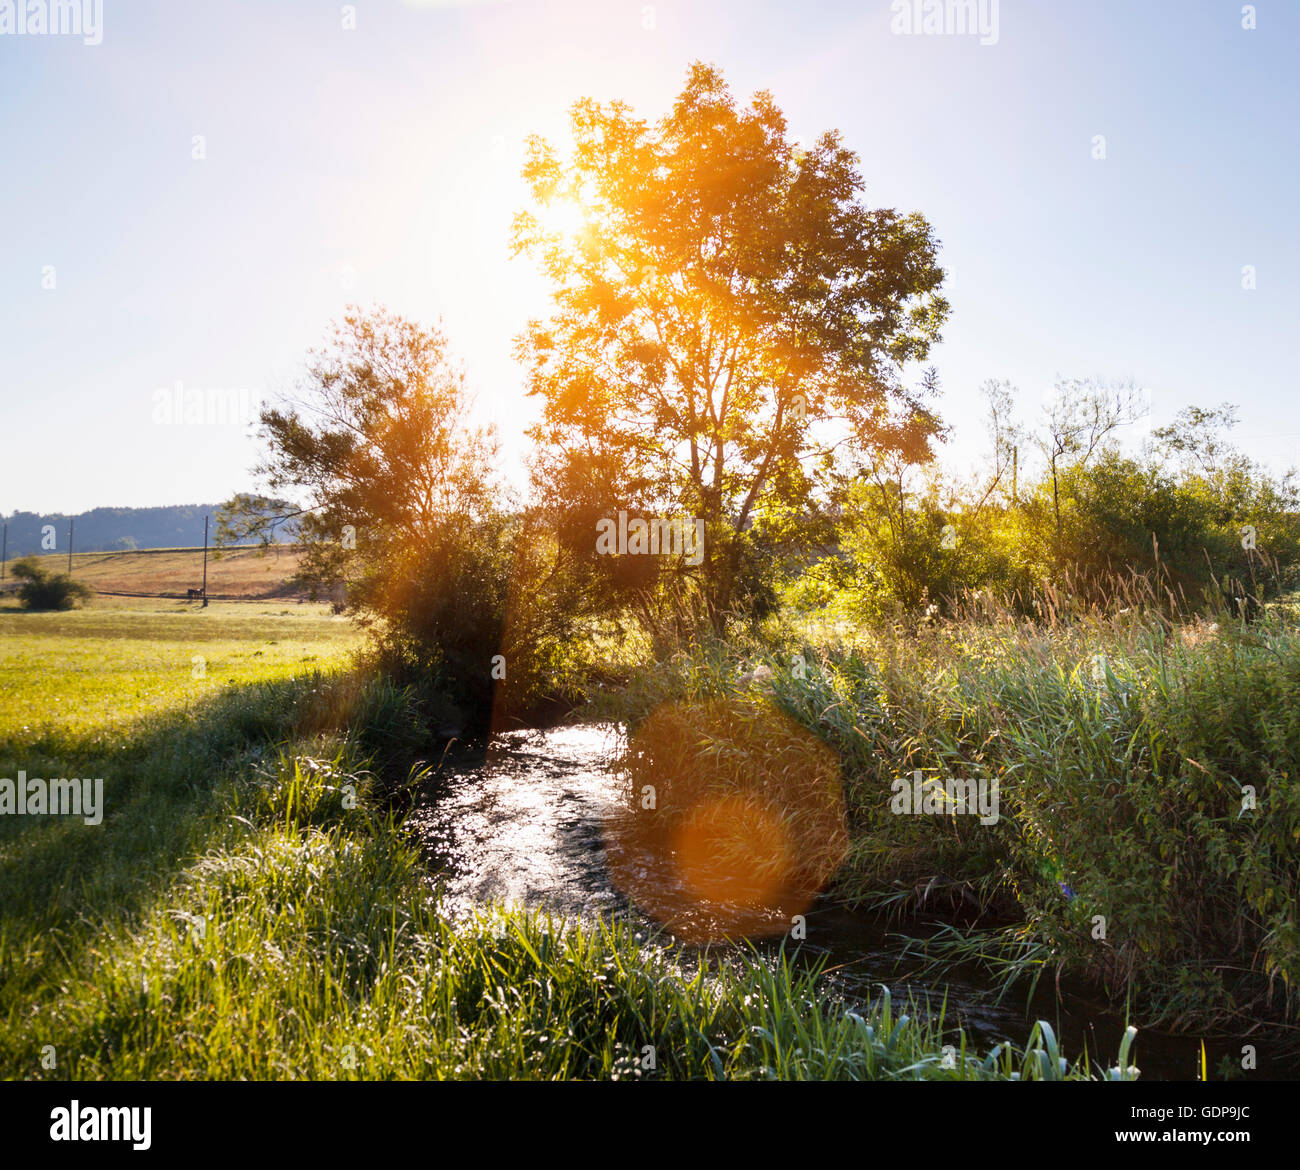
[0, 599, 1122, 1081]
[0, 600, 355, 743]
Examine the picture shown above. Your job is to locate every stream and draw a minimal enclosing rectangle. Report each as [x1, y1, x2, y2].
[408, 722, 1290, 1081]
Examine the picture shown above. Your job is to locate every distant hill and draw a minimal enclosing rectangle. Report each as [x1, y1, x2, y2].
[0, 505, 293, 559]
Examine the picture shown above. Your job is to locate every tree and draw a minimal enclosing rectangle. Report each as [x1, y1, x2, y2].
[1152, 403, 1240, 478]
[250, 307, 499, 590]
[1036, 377, 1146, 556]
[971, 378, 1025, 512]
[214, 493, 298, 552]
[245, 307, 591, 727]
[513, 62, 950, 632]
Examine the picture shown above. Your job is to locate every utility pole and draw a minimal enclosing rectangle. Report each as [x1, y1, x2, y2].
[202, 515, 209, 607]
[1011, 446, 1018, 505]
[68, 517, 74, 573]
[1, 521, 6, 581]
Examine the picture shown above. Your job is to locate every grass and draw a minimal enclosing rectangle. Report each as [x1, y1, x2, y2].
[598, 601, 1300, 1039]
[0, 602, 1116, 1080]
[0, 733, 1105, 1080]
[0, 600, 358, 744]
[10, 819, 1102, 1080]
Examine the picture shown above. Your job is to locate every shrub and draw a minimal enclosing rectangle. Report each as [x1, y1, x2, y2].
[10, 557, 94, 611]
[361, 510, 593, 731]
[797, 616, 1300, 1026]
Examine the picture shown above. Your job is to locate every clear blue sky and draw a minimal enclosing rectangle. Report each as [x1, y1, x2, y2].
[2, 0, 1297, 514]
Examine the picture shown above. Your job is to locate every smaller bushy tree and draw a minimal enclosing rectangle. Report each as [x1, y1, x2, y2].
[11, 558, 94, 611]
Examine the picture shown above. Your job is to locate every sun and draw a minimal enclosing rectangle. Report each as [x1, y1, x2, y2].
[534, 192, 588, 241]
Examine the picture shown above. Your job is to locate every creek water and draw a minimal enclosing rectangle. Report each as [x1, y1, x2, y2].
[408, 722, 1288, 1081]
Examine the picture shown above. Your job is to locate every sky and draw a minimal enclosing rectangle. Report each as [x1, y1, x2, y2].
[2, 0, 1298, 516]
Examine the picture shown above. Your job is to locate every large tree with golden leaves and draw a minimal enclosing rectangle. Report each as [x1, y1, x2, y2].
[514, 63, 950, 631]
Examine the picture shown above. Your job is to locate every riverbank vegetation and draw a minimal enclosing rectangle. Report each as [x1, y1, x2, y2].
[598, 598, 1300, 1044]
[0, 624, 1122, 1080]
[208, 65, 1299, 1067]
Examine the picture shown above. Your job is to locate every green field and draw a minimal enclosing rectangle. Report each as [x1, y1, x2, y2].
[0, 602, 365, 1075]
[0, 600, 357, 748]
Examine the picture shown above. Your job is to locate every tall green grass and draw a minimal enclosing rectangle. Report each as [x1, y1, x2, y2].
[603, 606, 1300, 1033]
[3, 736, 1105, 1080]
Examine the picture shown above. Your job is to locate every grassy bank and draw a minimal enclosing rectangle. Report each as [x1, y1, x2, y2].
[600, 605, 1300, 1040]
[0, 605, 1115, 1080]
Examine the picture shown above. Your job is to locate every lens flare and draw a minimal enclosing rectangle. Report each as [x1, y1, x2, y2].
[605, 697, 848, 943]
[672, 793, 791, 909]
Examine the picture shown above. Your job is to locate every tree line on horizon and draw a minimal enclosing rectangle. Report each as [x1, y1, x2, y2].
[0, 505, 250, 561]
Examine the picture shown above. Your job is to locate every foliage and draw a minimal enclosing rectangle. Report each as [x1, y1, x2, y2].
[360, 508, 598, 728]
[514, 62, 949, 632]
[820, 386, 1300, 622]
[245, 307, 593, 725]
[605, 605, 1300, 1031]
[9, 556, 94, 611]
